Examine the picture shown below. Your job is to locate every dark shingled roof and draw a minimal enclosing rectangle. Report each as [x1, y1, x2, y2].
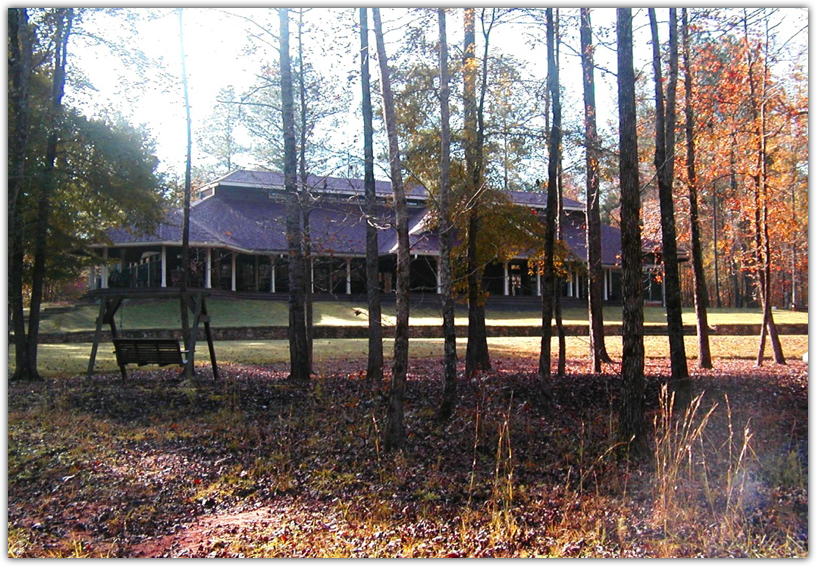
[206, 169, 429, 200]
[109, 189, 427, 257]
[105, 169, 627, 266]
[504, 189, 584, 211]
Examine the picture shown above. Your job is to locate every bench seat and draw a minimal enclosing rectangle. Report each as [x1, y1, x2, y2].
[113, 338, 187, 378]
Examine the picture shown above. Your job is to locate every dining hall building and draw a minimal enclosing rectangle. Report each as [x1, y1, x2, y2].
[90, 169, 674, 304]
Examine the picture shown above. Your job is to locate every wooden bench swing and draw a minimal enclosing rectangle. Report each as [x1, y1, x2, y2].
[112, 337, 187, 372]
[86, 289, 219, 380]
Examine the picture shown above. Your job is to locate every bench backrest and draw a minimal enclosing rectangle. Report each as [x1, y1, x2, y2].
[113, 338, 184, 367]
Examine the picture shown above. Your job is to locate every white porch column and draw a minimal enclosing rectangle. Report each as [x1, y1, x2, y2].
[568, 271, 574, 297]
[101, 248, 109, 289]
[231, 252, 237, 291]
[503, 262, 509, 296]
[537, 272, 542, 296]
[270, 256, 276, 293]
[603, 269, 609, 301]
[205, 248, 212, 289]
[160, 246, 167, 287]
[662, 271, 666, 306]
[345, 258, 352, 295]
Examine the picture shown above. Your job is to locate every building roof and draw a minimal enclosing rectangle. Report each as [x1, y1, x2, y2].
[504, 189, 584, 211]
[104, 169, 626, 266]
[202, 169, 430, 201]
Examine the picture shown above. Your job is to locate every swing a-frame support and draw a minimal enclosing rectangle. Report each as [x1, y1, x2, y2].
[86, 289, 219, 380]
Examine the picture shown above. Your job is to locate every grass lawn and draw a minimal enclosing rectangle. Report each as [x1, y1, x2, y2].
[21, 335, 808, 379]
[16, 298, 808, 379]
[37, 298, 809, 333]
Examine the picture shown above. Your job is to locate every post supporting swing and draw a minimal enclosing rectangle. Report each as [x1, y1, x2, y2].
[86, 289, 219, 379]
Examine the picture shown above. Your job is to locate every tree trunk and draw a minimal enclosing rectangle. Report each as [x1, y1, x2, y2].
[649, 8, 690, 408]
[179, 8, 194, 378]
[556, 150, 566, 379]
[579, 8, 612, 372]
[463, 8, 490, 378]
[10, 235, 30, 381]
[372, 8, 410, 451]
[8, 8, 30, 222]
[436, 8, 458, 420]
[538, 8, 560, 383]
[742, 10, 785, 365]
[280, 8, 310, 381]
[297, 9, 314, 374]
[8, 8, 34, 381]
[681, 9, 713, 369]
[359, 8, 383, 382]
[303, 212, 314, 373]
[25, 8, 74, 382]
[464, 211, 490, 379]
[617, 8, 647, 458]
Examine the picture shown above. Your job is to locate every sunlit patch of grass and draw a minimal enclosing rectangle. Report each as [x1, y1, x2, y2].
[7, 526, 32, 558]
[11, 332, 808, 380]
[484, 335, 809, 362]
[30, 298, 809, 333]
[46, 536, 96, 558]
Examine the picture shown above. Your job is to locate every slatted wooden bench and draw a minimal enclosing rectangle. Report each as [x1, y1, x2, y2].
[113, 338, 187, 379]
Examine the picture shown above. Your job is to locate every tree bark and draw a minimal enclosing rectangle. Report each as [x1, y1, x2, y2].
[649, 8, 690, 408]
[280, 8, 310, 381]
[617, 8, 647, 458]
[297, 9, 314, 375]
[8, 8, 34, 381]
[8, 8, 31, 221]
[436, 8, 458, 420]
[10, 235, 29, 380]
[179, 8, 194, 378]
[463, 8, 490, 378]
[25, 8, 74, 382]
[538, 8, 560, 383]
[359, 8, 383, 382]
[681, 9, 713, 369]
[372, 8, 410, 451]
[579, 8, 612, 372]
[555, 158, 566, 379]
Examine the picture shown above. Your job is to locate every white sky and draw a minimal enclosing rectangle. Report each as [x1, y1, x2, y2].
[71, 7, 616, 177]
[67, 7, 807, 180]
[70, 8, 264, 175]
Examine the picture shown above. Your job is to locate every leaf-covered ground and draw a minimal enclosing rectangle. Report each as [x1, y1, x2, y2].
[8, 357, 808, 557]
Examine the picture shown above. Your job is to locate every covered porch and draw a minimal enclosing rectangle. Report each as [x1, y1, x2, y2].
[91, 244, 388, 296]
[90, 245, 628, 303]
